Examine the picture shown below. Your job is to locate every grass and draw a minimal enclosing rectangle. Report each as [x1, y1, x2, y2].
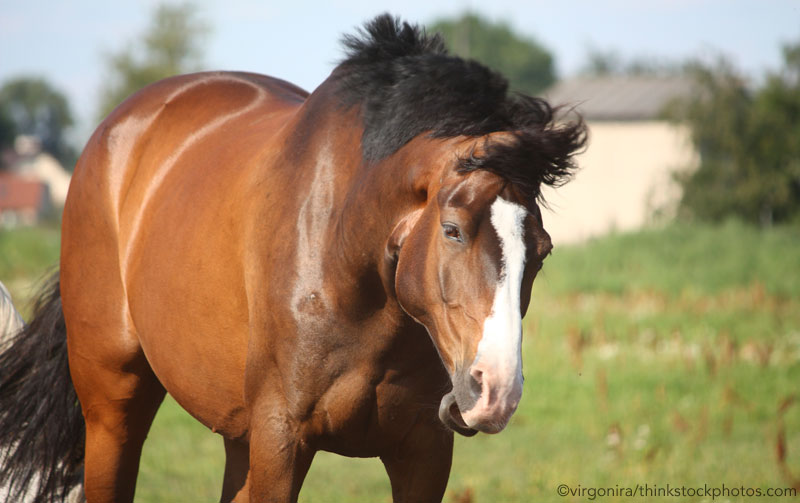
[3, 220, 799, 502]
[0, 223, 60, 317]
[541, 219, 800, 299]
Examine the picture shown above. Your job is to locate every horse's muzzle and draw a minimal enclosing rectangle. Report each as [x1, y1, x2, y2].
[438, 392, 478, 437]
[441, 363, 522, 434]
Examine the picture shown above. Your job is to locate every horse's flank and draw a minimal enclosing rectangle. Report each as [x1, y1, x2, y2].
[66, 72, 303, 434]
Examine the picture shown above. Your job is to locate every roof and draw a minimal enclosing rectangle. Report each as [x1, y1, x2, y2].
[0, 173, 47, 211]
[544, 75, 695, 121]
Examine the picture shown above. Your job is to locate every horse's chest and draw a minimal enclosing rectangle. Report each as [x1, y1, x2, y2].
[256, 297, 443, 455]
[308, 368, 427, 456]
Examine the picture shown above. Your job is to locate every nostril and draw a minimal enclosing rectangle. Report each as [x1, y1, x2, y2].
[468, 368, 483, 395]
[470, 368, 483, 384]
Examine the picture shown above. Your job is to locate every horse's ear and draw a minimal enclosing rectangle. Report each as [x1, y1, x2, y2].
[381, 208, 423, 296]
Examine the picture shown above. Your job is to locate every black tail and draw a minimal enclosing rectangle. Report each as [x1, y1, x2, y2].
[0, 273, 85, 502]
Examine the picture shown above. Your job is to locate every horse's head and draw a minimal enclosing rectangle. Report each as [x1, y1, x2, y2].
[385, 135, 558, 435]
[337, 15, 586, 436]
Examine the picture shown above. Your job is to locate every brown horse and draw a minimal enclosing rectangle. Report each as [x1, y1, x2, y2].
[0, 15, 585, 503]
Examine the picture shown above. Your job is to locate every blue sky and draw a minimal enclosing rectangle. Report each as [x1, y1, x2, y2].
[1, 0, 798, 142]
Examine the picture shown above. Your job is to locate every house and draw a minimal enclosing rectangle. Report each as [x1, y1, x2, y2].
[0, 172, 51, 227]
[540, 75, 697, 244]
[9, 135, 72, 207]
[0, 135, 72, 227]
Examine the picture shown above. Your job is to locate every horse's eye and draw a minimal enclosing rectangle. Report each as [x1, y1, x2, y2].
[442, 223, 463, 243]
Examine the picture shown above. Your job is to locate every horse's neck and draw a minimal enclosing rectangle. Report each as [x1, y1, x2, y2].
[324, 155, 420, 324]
[272, 87, 414, 328]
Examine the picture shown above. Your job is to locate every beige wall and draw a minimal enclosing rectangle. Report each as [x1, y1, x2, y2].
[541, 120, 697, 245]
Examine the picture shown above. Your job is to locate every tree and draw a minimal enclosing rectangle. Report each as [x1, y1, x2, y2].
[581, 49, 624, 76]
[429, 12, 555, 95]
[580, 48, 682, 77]
[98, 3, 209, 119]
[0, 77, 76, 167]
[0, 105, 15, 159]
[672, 42, 800, 226]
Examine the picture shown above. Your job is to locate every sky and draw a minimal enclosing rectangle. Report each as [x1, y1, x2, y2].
[1, 0, 799, 143]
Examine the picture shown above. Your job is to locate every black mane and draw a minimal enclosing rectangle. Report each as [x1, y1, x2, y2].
[334, 14, 587, 200]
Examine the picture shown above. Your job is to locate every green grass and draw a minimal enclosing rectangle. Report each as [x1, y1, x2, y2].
[0, 224, 60, 316]
[540, 219, 800, 299]
[3, 221, 799, 502]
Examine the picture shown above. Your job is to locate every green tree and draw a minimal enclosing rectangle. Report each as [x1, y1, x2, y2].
[98, 3, 209, 119]
[429, 12, 555, 95]
[0, 77, 76, 167]
[581, 49, 624, 76]
[580, 48, 682, 77]
[0, 105, 15, 161]
[673, 42, 800, 226]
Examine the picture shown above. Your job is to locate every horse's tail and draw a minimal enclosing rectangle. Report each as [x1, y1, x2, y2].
[0, 272, 85, 502]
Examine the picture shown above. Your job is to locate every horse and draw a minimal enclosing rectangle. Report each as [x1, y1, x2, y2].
[0, 14, 585, 503]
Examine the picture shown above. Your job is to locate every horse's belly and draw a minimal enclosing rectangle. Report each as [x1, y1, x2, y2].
[124, 190, 252, 437]
[128, 276, 250, 437]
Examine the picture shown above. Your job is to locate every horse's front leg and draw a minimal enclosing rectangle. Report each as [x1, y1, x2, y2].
[381, 423, 454, 503]
[221, 437, 250, 502]
[247, 407, 315, 503]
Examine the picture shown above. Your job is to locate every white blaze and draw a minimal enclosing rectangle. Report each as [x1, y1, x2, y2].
[472, 196, 527, 381]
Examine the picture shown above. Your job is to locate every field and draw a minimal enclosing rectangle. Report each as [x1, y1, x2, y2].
[2, 220, 799, 502]
[0, 222, 61, 316]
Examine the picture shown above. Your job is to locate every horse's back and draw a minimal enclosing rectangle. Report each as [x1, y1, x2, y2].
[66, 70, 307, 249]
[62, 71, 307, 436]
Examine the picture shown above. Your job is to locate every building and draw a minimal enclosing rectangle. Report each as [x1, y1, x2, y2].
[0, 172, 51, 227]
[540, 75, 698, 244]
[9, 135, 72, 207]
[0, 135, 71, 227]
